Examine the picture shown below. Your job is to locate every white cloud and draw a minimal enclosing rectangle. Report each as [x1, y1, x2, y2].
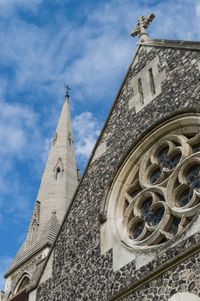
[41, 137, 51, 163]
[0, 0, 199, 211]
[0, 0, 199, 200]
[0, 100, 45, 223]
[195, 1, 200, 17]
[72, 112, 101, 165]
[0, 101, 38, 158]
[0, 102, 36, 155]
[148, 0, 200, 40]
[0, 0, 42, 15]
[0, 0, 200, 278]
[68, 34, 132, 100]
[0, 0, 199, 108]
[0, 0, 135, 103]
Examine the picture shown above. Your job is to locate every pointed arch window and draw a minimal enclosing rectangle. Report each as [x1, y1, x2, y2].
[14, 273, 31, 294]
[16, 276, 30, 292]
[54, 158, 64, 180]
[55, 166, 61, 180]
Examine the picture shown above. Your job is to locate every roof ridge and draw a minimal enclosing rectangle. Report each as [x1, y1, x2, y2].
[139, 38, 200, 50]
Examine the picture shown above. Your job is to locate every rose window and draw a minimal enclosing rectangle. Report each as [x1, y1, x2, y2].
[115, 123, 200, 248]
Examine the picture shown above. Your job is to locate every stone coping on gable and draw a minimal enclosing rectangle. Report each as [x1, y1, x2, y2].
[140, 38, 200, 50]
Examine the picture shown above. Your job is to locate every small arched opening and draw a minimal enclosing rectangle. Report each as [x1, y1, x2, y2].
[14, 273, 31, 294]
[16, 276, 30, 292]
[55, 166, 61, 180]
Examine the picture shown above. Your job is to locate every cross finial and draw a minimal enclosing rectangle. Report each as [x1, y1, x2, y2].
[64, 84, 71, 98]
[130, 13, 155, 41]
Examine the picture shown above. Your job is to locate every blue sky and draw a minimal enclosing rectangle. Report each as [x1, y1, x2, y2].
[1, 0, 200, 289]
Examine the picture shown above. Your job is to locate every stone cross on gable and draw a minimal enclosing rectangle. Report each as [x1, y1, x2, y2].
[130, 13, 155, 40]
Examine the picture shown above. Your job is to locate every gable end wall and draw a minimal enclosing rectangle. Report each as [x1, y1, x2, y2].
[36, 45, 200, 301]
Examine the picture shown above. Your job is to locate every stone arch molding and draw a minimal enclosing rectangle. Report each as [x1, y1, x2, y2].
[169, 292, 200, 301]
[13, 272, 31, 294]
[101, 114, 200, 255]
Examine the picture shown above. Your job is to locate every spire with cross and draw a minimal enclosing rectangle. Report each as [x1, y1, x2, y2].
[64, 84, 71, 98]
[130, 13, 155, 41]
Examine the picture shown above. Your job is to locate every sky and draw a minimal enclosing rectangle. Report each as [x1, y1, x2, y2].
[1, 0, 200, 290]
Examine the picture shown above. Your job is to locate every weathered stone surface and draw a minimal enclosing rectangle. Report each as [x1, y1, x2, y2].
[121, 251, 200, 301]
[36, 43, 200, 301]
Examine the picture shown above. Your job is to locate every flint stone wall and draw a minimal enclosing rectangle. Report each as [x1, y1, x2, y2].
[36, 45, 200, 301]
[121, 240, 200, 301]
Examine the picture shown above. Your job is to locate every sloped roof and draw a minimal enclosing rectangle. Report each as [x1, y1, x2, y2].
[5, 213, 60, 277]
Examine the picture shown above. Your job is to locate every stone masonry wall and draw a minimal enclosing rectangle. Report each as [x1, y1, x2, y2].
[121, 236, 200, 301]
[37, 45, 200, 301]
[4, 250, 44, 300]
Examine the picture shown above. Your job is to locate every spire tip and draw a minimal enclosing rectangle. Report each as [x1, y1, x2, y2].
[64, 84, 71, 99]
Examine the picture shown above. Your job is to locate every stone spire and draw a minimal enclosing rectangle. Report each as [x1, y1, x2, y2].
[4, 93, 78, 283]
[34, 93, 78, 238]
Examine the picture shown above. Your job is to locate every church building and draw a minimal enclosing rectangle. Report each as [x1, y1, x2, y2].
[1, 14, 200, 301]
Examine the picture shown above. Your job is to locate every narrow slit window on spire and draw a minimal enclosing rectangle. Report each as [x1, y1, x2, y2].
[55, 167, 61, 180]
[149, 68, 156, 95]
[138, 78, 144, 104]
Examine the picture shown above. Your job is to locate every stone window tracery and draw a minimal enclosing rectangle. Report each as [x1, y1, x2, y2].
[105, 115, 200, 250]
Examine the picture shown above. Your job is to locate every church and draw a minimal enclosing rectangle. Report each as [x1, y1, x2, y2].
[1, 13, 200, 301]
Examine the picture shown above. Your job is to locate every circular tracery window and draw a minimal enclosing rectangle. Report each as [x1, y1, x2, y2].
[109, 115, 200, 248]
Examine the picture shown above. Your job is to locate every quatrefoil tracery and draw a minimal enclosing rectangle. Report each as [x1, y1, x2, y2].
[168, 155, 200, 217]
[124, 188, 170, 246]
[139, 135, 190, 188]
[122, 132, 200, 246]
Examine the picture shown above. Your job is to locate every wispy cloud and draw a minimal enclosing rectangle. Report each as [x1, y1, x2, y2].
[0, 0, 199, 221]
[0, 0, 42, 15]
[1, 0, 200, 289]
[0, 101, 36, 156]
[151, 0, 200, 40]
[0, 100, 44, 224]
[0, 0, 199, 106]
[72, 112, 101, 167]
[0, 1, 199, 216]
